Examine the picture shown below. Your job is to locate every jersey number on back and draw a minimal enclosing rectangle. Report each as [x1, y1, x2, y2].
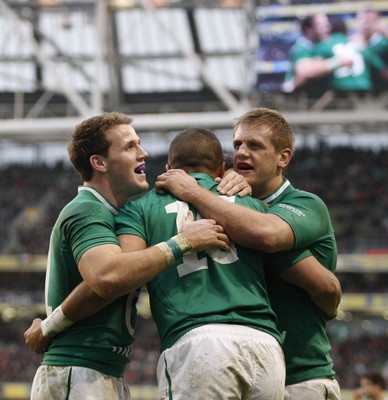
[165, 199, 239, 277]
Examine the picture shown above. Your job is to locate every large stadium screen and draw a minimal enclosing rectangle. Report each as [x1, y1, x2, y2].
[255, 2, 388, 95]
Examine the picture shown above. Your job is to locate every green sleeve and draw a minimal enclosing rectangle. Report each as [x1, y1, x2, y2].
[115, 199, 146, 241]
[68, 201, 119, 263]
[267, 192, 332, 249]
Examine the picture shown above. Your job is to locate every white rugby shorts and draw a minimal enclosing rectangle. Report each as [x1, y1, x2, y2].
[30, 365, 131, 400]
[285, 377, 341, 400]
[157, 323, 285, 400]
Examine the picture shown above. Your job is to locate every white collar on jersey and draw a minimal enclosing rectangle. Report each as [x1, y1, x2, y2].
[261, 179, 290, 204]
[78, 186, 119, 215]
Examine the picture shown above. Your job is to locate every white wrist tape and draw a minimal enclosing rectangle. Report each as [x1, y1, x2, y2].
[41, 305, 74, 339]
[155, 241, 175, 265]
[155, 234, 193, 265]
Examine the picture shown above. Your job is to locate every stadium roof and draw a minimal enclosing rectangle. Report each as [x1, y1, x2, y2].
[0, 0, 387, 143]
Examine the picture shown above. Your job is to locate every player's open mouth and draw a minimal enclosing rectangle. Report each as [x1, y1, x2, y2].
[134, 164, 146, 174]
[236, 162, 253, 171]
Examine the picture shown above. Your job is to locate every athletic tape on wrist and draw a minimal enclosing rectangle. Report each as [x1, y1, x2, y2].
[41, 305, 74, 339]
[155, 241, 176, 265]
[155, 234, 193, 265]
[165, 238, 183, 260]
[171, 234, 192, 254]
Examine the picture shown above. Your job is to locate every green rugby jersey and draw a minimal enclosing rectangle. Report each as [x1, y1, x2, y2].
[368, 32, 388, 62]
[283, 37, 330, 93]
[314, 32, 376, 91]
[115, 173, 283, 353]
[283, 37, 314, 92]
[263, 179, 337, 385]
[43, 186, 139, 378]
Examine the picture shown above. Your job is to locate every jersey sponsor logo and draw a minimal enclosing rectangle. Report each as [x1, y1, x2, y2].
[278, 203, 305, 217]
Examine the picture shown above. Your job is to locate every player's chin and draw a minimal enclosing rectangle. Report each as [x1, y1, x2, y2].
[138, 178, 149, 190]
[131, 181, 149, 197]
[236, 169, 254, 179]
[239, 170, 256, 186]
[132, 172, 148, 186]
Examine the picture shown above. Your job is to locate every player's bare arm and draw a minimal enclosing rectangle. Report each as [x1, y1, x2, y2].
[24, 279, 116, 354]
[279, 256, 342, 319]
[294, 56, 353, 89]
[79, 214, 229, 299]
[24, 213, 229, 353]
[156, 169, 294, 253]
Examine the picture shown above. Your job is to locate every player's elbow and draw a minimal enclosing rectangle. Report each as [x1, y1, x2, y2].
[313, 277, 341, 303]
[235, 226, 279, 253]
[91, 283, 115, 299]
[251, 217, 294, 253]
[93, 273, 138, 299]
[255, 228, 292, 253]
[90, 275, 121, 299]
[311, 276, 342, 317]
[258, 233, 280, 253]
[325, 275, 342, 303]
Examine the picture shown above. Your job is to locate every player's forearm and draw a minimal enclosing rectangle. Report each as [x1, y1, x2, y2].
[40, 283, 115, 341]
[61, 281, 114, 322]
[39, 250, 169, 340]
[279, 257, 342, 319]
[187, 186, 290, 252]
[86, 246, 171, 298]
[295, 56, 349, 83]
[295, 58, 331, 81]
[85, 233, 200, 298]
[188, 186, 256, 244]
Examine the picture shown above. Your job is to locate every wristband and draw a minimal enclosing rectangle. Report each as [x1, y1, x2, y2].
[155, 234, 193, 265]
[166, 238, 183, 261]
[325, 57, 340, 71]
[155, 241, 175, 265]
[41, 305, 74, 339]
[171, 234, 192, 255]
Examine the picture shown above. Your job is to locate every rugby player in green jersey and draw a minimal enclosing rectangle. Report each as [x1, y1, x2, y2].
[351, 8, 388, 91]
[314, 28, 384, 92]
[155, 107, 342, 400]
[115, 128, 286, 399]
[25, 112, 230, 400]
[282, 13, 352, 93]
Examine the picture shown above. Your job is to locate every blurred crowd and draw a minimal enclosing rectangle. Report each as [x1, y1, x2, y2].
[0, 144, 387, 388]
[289, 144, 387, 253]
[2, 145, 386, 255]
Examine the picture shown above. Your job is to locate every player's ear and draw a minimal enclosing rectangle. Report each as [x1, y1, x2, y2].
[90, 154, 107, 172]
[278, 148, 292, 168]
[165, 163, 170, 171]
